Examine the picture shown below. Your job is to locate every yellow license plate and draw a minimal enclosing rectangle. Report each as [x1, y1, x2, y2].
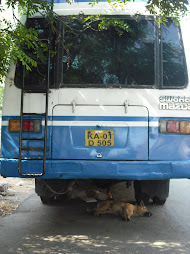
[85, 130, 114, 147]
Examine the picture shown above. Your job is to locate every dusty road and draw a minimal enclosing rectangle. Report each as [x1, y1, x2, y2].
[0, 179, 190, 254]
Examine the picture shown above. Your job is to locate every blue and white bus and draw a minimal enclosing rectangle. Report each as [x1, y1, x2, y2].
[1, 0, 190, 204]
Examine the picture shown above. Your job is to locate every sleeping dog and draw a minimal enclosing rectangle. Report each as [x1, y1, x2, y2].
[86, 200, 152, 221]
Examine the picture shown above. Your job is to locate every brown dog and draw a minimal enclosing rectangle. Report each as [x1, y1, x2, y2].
[86, 200, 152, 221]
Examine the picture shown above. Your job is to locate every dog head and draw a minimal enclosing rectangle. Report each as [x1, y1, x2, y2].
[139, 201, 152, 217]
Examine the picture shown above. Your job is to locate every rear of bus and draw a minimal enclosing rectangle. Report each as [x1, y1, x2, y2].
[1, 1, 190, 204]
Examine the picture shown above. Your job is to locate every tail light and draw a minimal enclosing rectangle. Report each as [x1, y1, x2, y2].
[166, 120, 179, 133]
[180, 121, 190, 134]
[160, 120, 190, 134]
[9, 119, 41, 132]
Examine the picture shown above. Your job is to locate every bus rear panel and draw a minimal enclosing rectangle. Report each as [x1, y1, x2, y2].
[1, 1, 190, 203]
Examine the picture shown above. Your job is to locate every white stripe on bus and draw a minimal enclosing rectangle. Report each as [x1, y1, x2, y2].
[2, 120, 159, 127]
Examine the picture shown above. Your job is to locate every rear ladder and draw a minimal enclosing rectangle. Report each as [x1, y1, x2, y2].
[18, 71, 49, 177]
[18, 24, 53, 177]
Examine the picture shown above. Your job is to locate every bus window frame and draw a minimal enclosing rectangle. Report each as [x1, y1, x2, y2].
[159, 23, 188, 90]
[60, 15, 158, 89]
[14, 16, 188, 90]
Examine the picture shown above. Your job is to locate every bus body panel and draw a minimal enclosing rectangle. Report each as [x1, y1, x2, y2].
[52, 105, 148, 160]
[2, 88, 190, 178]
[1, 159, 190, 180]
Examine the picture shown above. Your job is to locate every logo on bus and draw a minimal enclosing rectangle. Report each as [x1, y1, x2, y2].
[159, 96, 190, 111]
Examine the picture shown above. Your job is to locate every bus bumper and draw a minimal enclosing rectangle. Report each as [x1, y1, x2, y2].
[0, 159, 190, 179]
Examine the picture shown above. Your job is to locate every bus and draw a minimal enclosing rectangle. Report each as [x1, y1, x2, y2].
[1, 0, 190, 205]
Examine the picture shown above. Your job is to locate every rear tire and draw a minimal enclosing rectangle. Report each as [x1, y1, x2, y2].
[35, 179, 74, 203]
[153, 197, 166, 205]
[40, 196, 55, 204]
[135, 192, 150, 205]
[134, 180, 170, 205]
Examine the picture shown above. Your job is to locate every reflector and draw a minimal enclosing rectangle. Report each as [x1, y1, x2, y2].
[9, 119, 20, 132]
[33, 119, 41, 132]
[159, 120, 167, 133]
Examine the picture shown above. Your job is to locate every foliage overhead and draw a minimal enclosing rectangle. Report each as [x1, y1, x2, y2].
[0, 0, 189, 84]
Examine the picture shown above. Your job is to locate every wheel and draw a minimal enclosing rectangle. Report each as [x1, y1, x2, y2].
[135, 192, 150, 205]
[134, 180, 150, 205]
[153, 197, 166, 205]
[35, 179, 74, 198]
[40, 196, 55, 204]
[134, 180, 170, 205]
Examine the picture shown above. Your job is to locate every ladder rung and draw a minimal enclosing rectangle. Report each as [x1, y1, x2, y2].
[22, 138, 45, 141]
[21, 147, 49, 152]
[20, 158, 44, 160]
[23, 113, 46, 116]
[18, 173, 44, 177]
[23, 89, 49, 93]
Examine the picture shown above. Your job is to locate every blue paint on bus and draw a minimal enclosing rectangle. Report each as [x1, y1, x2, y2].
[1, 158, 190, 180]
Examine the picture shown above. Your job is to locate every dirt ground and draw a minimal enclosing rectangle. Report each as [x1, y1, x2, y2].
[0, 176, 35, 217]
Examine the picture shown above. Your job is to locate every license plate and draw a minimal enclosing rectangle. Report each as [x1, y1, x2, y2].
[85, 130, 114, 147]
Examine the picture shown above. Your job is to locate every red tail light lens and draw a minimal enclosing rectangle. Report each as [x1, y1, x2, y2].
[160, 120, 190, 134]
[166, 120, 179, 133]
[9, 119, 41, 132]
[23, 120, 34, 132]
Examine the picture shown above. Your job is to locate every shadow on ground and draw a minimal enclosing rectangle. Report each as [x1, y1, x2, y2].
[3, 192, 190, 254]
